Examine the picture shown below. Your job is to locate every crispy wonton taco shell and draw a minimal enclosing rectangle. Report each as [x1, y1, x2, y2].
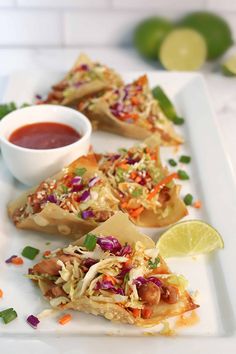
[8, 154, 117, 238]
[37, 212, 198, 327]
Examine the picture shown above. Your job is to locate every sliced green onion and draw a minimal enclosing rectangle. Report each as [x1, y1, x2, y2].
[21, 246, 40, 260]
[148, 257, 160, 269]
[173, 116, 185, 125]
[0, 102, 17, 119]
[118, 148, 127, 154]
[75, 167, 87, 176]
[61, 185, 68, 193]
[168, 159, 177, 167]
[131, 188, 143, 197]
[179, 155, 191, 164]
[124, 273, 130, 283]
[183, 194, 193, 205]
[0, 308, 17, 324]
[177, 170, 190, 180]
[83, 233, 97, 251]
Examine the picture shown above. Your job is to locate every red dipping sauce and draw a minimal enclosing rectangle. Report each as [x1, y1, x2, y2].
[9, 122, 81, 150]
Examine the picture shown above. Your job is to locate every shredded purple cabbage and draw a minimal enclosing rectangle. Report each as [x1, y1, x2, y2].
[97, 236, 122, 254]
[72, 184, 84, 192]
[117, 243, 132, 256]
[47, 194, 57, 204]
[81, 210, 94, 219]
[126, 157, 137, 165]
[80, 64, 89, 71]
[117, 267, 131, 279]
[79, 190, 90, 202]
[88, 176, 100, 187]
[5, 255, 17, 264]
[133, 276, 162, 288]
[26, 315, 40, 329]
[71, 176, 82, 185]
[83, 258, 98, 268]
[94, 280, 124, 295]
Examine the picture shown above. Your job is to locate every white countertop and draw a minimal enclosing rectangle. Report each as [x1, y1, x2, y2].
[0, 47, 236, 177]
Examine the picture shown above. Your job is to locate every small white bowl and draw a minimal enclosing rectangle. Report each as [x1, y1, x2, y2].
[0, 104, 92, 186]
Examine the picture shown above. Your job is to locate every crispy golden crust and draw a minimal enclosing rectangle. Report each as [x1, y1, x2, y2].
[7, 154, 116, 239]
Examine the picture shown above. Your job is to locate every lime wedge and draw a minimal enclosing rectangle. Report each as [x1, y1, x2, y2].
[159, 29, 207, 71]
[222, 55, 236, 76]
[157, 220, 224, 257]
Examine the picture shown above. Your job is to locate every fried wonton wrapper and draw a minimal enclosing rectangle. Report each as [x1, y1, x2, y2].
[40, 54, 123, 107]
[79, 75, 182, 145]
[97, 136, 187, 227]
[30, 212, 198, 327]
[8, 154, 119, 238]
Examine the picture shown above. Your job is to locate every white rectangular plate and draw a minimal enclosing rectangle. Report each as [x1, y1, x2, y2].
[1, 71, 236, 354]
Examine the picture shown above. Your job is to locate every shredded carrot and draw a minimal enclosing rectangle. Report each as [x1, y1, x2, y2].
[132, 308, 141, 318]
[135, 176, 142, 183]
[121, 202, 128, 209]
[43, 250, 51, 257]
[141, 307, 153, 319]
[130, 206, 144, 218]
[0, 289, 3, 298]
[130, 171, 138, 180]
[122, 113, 139, 121]
[124, 258, 132, 268]
[193, 200, 202, 209]
[103, 275, 117, 285]
[137, 75, 147, 86]
[118, 163, 129, 170]
[131, 97, 139, 105]
[11, 257, 24, 265]
[147, 173, 178, 201]
[58, 314, 72, 325]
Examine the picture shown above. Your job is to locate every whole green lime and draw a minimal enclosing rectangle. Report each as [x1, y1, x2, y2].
[134, 17, 173, 60]
[179, 12, 233, 60]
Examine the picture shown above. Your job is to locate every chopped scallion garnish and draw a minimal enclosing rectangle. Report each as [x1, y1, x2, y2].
[131, 188, 143, 197]
[183, 194, 193, 205]
[83, 233, 97, 251]
[173, 116, 185, 125]
[21, 246, 40, 260]
[168, 159, 177, 167]
[75, 167, 87, 176]
[0, 308, 17, 324]
[177, 170, 190, 180]
[179, 155, 191, 164]
[61, 185, 68, 193]
[148, 257, 160, 269]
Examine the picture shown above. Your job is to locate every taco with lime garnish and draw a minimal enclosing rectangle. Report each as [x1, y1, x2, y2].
[29, 212, 198, 327]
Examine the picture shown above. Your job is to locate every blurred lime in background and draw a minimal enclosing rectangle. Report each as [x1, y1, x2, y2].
[159, 28, 207, 71]
[222, 55, 236, 76]
[134, 17, 173, 59]
[133, 11, 234, 72]
[179, 12, 233, 60]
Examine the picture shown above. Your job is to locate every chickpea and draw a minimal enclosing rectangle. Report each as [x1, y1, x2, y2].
[138, 282, 161, 305]
[161, 285, 179, 304]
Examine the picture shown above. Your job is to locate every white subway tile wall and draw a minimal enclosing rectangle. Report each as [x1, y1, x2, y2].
[0, 0, 234, 46]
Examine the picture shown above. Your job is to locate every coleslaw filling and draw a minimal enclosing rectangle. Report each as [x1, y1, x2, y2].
[29, 235, 188, 320]
[98, 143, 176, 219]
[13, 168, 119, 224]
